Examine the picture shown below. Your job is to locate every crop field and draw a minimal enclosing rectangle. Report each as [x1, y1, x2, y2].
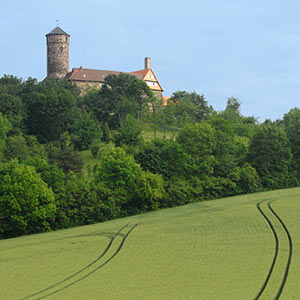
[1, 187, 300, 299]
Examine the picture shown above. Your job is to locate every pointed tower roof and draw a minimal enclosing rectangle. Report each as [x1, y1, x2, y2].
[46, 26, 70, 37]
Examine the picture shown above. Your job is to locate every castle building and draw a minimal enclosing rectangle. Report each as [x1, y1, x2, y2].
[46, 26, 163, 96]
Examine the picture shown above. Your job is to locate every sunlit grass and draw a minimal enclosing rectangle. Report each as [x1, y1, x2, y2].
[1, 188, 300, 299]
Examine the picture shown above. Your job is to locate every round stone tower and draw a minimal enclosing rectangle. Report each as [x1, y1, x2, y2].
[46, 26, 70, 79]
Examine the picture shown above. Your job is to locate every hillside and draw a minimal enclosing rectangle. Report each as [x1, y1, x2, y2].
[1, 188, 299, 299]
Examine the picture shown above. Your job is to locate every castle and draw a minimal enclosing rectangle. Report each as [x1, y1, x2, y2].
[46, 26, 164, 97]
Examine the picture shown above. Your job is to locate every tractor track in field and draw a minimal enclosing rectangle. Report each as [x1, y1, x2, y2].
[268, 202, 293, 300]
[254, 200, 293, 300]
[20, 223, 137, 300]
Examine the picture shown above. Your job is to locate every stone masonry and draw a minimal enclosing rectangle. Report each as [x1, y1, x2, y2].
[46, 28, 69, 79]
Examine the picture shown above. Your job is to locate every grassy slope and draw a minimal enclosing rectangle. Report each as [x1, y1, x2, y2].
[1, 188, 299, 299]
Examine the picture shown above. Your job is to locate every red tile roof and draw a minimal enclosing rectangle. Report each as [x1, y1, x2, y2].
[131, 69, 148, 78]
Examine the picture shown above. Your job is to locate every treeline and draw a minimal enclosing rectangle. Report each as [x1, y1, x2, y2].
[0, 74, 299, 239]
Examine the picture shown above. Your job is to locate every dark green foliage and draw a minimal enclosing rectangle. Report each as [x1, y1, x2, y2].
[247, 124, 292, 189]
[0, 113, 12, 160]
[25, 85, 76, 142]
[37, 79, 81, 98]
[0, 75, 22, 96]
[164, 176, 203, 207]
[83, 73, 152, 128]
[283, 108, 300, 175]
[136, 139, 192, 179]
[0, 160, 56, 238]
[113, 114, 143, 147]
[54, 172, 94, 228]
[48, 144, 84, 174]
[208, 117, 237, 177]
[171, 91, 214, 122]
[0, 94, 26, 128]
[177, 122, 216, 176]
[101, 122, 112, 143]
[2, 72, 300, 240]
[235, 163, 261, 194]
[91, 145, 100, 157]
[70, 111, 102, 151]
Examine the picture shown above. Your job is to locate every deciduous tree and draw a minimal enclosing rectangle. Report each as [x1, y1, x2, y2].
[0, 160, 56, 238]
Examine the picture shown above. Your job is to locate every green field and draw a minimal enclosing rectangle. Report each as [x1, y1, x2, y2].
[1, 188, 299, 299]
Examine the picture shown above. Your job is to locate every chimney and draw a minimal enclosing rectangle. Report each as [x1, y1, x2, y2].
[145, 57, 151, 69]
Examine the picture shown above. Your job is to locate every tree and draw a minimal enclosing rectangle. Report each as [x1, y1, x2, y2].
[92, 147, 164, 217]
[283, 108, 300, 175]
[3, 135, 29, 162]
[92, 147, 141, 215]
[0, 75, 22, 96]
[113, 114, 143, 147]
[146, 95, 165, 139]
[164, 176, 203, 207]
[220, 97, 258, 138]
[136, 139, 192, 180]
[159, 100, 177, 138]
[48, 143, 84, 174]
[208, 117, 238, 177]
[25, 85, 76, 142]
[136, 171, 165, 211]
[24, 156, 66, 196]
[0, 94, 25, 128]
[69, 111, 102, 151]
[101, 122, 112, 143]
[0, 113, 12, 160]
[83, 73, 152, 128]
[225, 97, 241, 114]
[171, 91, 214, 122]
[176, 122, 216, 176]
[2, 133, 46, 163]
[0, 160, 56, 238]
[247, 124, 292, 189]
[54, 172, 94, 228]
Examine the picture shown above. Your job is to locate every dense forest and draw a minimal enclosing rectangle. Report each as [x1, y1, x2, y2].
[0, 73, 299, 239]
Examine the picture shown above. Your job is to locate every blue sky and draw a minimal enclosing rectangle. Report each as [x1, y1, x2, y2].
[1, 0, 300, 121]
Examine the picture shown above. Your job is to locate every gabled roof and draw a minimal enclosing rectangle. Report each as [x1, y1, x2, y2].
[65, 67, 163, 92]
[65, 68, 123, 82]
[66, 68, 145, 82]
[132, 68, 163, 92]
[131, 69, 148, 78]
[46, 26, 70, 37]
